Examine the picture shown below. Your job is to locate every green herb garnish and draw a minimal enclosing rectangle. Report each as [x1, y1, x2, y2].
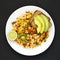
[23, 39, 28, 43]
[17, 34, 22, 39]
[44, 38, 47, 42]
[24, 33, 27, 37]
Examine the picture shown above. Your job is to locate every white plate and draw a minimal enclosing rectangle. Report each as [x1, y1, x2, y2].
[5, 6, 55, 56]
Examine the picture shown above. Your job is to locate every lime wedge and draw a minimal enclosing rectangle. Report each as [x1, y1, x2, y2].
[7, 30, 17, 41]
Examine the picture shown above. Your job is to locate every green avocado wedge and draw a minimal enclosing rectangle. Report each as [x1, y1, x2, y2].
[40, 14, 50, 32]
[34, 16, 42, 33]
[35, 15, 45, 34]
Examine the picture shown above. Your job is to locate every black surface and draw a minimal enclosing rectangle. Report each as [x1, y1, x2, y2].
[0, 0, 60, 60]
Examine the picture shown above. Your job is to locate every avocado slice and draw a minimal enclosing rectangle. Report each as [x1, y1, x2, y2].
[40, 14, 49, 32]
[36, 15, 45, 34]
[34, 16, 42, 33]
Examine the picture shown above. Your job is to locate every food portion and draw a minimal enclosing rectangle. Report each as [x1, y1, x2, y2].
[7, 10, 51, 48]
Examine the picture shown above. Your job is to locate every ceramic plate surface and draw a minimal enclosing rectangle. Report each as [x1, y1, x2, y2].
[5, 6, 55, 56]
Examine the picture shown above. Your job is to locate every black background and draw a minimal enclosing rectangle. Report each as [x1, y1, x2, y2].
[0, 0, 60, 60]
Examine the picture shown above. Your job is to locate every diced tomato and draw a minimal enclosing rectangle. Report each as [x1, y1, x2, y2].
[27, 27, 36, 34]
[15, 39, 20, 43]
